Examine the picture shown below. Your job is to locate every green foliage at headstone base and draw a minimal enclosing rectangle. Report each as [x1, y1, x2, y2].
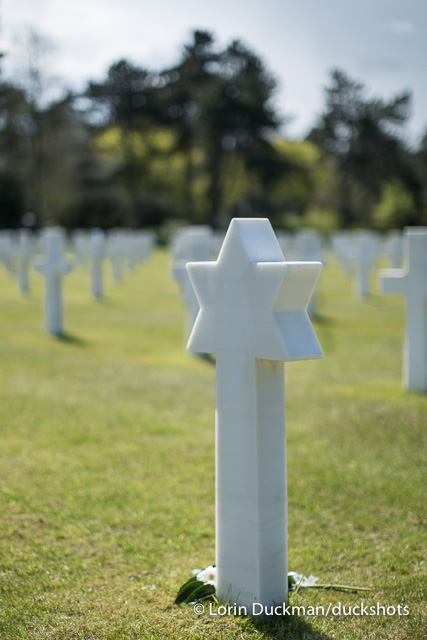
[0, 248, 426, 639]
[174, 577, 216, 605]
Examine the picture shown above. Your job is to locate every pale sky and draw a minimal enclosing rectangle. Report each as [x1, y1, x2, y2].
[2, 0, 426, 144]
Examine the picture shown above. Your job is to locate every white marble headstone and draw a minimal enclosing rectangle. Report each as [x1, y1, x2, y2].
[107, 230, 126, 283]
[89, 230, 106, 299]
[352, 230, 380, 298]
[293, 229, 324, 316]
[331, 231, 353, 277]
[0, 231, 15, 275]
[171, 226, 215, 343]
[380, 227, 427, 392]
[186, 218, 323, 613]
[385, 230, 403, 269]
[34, 228, 74, 336]
[16, 229, 34, 292]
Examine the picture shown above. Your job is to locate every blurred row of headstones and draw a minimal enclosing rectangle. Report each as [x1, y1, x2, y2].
[2, 222, 426, 392]
[170, 226, 407, 322]
[170, 224, 427, 393]
[0, 227, 156, 335]
[0, 227, 156, 294]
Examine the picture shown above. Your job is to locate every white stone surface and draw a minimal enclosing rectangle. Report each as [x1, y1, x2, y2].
[89, 230, 106, 299]
[293, 229, 324, 316]
[186, 218, 323, 612]
[16, 229, 34, 292]
[34, 229, 74, 336]
[171, 226, 215, 343]
[386, 230, 403, 268]
[72, 230, 91, 267]
[276, 231, 295, 259]
[352, 230, 380, 298]
[106, 230, 126, 283]
[380, 227, 427, 392]
[331, 231, 353, 277]
[0, 231, 15, 274]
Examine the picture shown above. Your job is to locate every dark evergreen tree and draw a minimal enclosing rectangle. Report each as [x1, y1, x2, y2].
[0, 82, 29, 226]
[86, 60, 163, 226]
[162, 31, 282, 227]
[202, 39, 281, 225]
[308, 69, 422, 227]
[160, 31, 219, 222]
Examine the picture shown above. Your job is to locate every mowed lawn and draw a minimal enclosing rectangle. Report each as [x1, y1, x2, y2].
[0, 245, 426, 640]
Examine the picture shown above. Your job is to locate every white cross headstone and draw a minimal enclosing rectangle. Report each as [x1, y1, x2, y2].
[293, 229, 324, 316]
[72, 230, 91, 267]
[137, 230, 156, 264]
[380, 227, 427, 392]
[385, 230, 403, 268]
[171, 226, 215, 344]
[16, 229, 34, 292]
[107, 231, 125, 283]
[352, 230, 380, 298]
[34, 229, 74, 336]
[0, 231, 15, 275]
[331, 231, 353, 277]
[186, 218, 323, 612]
[89, 230, 106, 299]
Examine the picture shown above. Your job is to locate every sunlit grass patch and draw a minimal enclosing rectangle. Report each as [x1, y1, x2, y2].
[0, 248, 425, 639]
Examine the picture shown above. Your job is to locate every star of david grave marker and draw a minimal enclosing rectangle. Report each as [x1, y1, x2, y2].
[186, 218, 323, 612]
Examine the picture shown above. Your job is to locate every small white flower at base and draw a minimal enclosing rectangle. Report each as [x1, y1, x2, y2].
[288, 571, 318, 589]
[195, 565, 217, 586]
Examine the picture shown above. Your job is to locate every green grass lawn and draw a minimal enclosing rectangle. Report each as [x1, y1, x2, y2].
[0, 246, 426, 639]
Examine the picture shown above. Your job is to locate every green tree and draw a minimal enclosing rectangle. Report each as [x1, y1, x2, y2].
[202, 38, 281, 226]
[271, 138, 336, 227]
[162, 31, 282, 227]
[373, 180, 418, 229]
[308, 68, 422, 227]
[0, 82, 29, 226]
[160, 31, 218, 222]
[14, 28, 58, 224]
[86, 60, 163, 226]
[0, 171, 25, 228]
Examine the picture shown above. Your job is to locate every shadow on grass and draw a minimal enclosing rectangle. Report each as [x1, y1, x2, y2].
[57, 332, 87, 347]
[196, 353, 216, 366]
[311, 312, 333, 326]
[359, 293, 387, 306]
[250, 614, 332, 640]
[93, 297, 115, 306]
[311, 313, 336, 355]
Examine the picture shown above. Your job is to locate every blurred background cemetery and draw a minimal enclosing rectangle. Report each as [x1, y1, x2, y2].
[1, 23, 426, 344]
[1, 8, 426, 639]
[0, 24, 426, 237]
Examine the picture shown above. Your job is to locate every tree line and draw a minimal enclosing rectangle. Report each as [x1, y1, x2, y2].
[0, 29, 426, 233]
